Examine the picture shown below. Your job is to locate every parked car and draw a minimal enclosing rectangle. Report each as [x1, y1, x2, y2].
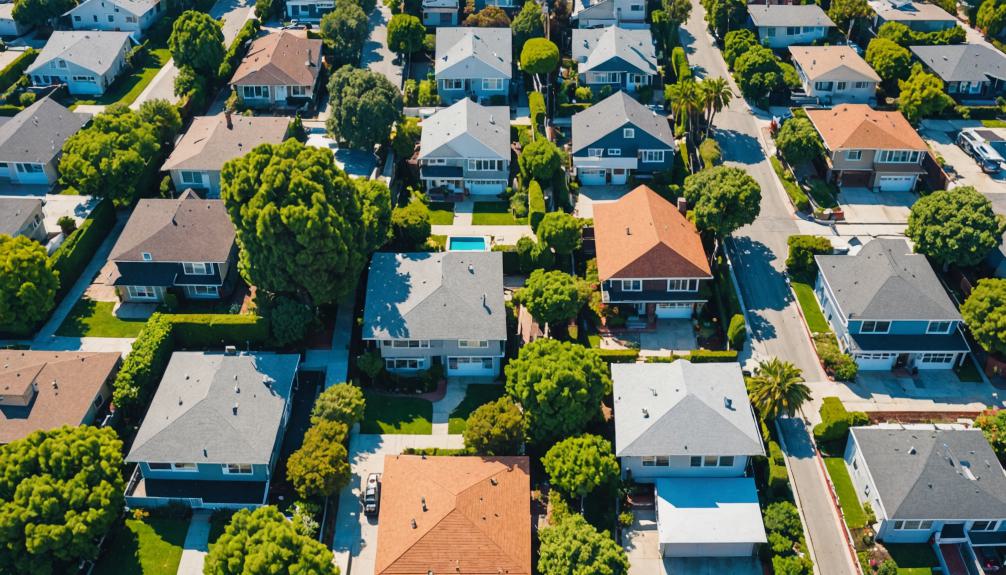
[363, 473, 381, 516]
[957, 129, 1004, 173]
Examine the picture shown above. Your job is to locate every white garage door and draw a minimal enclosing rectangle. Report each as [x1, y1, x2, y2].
[915, 352, 957, 369]
[468, 180, 504, 195]
[579, 169, 606, 185]
[661, 542, 756, 558]
[878, 175, 916, 192]
[655, 303, 692, 319]
[610, 168, 628, 185]
[855, 353, 896, 371]
[447, 356, 495, 376]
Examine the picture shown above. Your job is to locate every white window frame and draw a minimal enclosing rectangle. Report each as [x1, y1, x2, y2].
[836, 81, 847, 91]
[845, 150, 862, 161]
[442, 78, 463, 90]
[148, 462, 171, 470]
[620, 279, 642, 291]
[385, 358, 426, 370]
[587, 148, 603, 157]
[223, 463, 253, 475]
[171, 462, 198, 472]
[467, 159, 502, 172]
[182, 262, 212, 275]
[180, 170, 204, 185]
[666, 278, 698, 292]
[127, 285, 158, 300]
[607, 148, 621, 156]
[458, 340, 489, 348]
[972, 521, 998, 532]
[640, 150, 664, 163]
[877, 150, 922, 163]
[814, 81, 834, 92]
[187, 285, 219, 297]
[71, 75, 95, 83]
[387, 340, 431, 348]
[482, 78, 503, 90]
[448, 356, 494, 370]
[141, 252, 152, 261]
[623, 128, 635, 139]
[854, 81, 870, 89]
[288, 85, 307, 97]
[926, 321, 953, 334]
[920, 352, 955, 364]
[242, 85, 269, 99]
[860, 320, 891, 334]
[15, 162, 44, 173]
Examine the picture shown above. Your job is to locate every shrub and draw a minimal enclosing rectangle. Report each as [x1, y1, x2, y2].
[812, 397, 869, 443]
[769, 532, 794, 555]
[698, 137, 721, 169]
[595, 349, 640, 363]
[112, 313, 175, 418]
[618, 511, 634, 527]
[217, 19, 260, 80]
[816, 339, 859, 382]
[492, 245, 520, 274]
[266, 295, 315, 346]
[166, 313, 270, 348]
[785, 235, 832, 282]
[0, 48, 37, 94]
[671, 47, 690, 81]
[687, 349, 738, 363]
[417, 79, 438, 106]
[764, 501, 803, 541]
[515, 236, 552, 273]
[528, 180, 546, 231]
[529, 92, 545, 135]
[727, 314, 746, 350]
[50, 199, 116, 300]
[574, 85, 592, 102]
[771, 157, 809, 213]
[56, 215, 77, 236]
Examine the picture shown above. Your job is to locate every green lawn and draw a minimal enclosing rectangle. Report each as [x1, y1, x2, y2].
[428, 202, 455, 225]
[447, 384, 505, 434]
[885, 544, 939, 575]
[56, 299, 149, 338]
[823, 457, 867, 529]
[71, 47, 172, 108]
[807, 178, 839, 209]
[471, 201, 528, 225]
[92, 518, 188, 575]
[792, 281, 830, 334]
[955, 354, 983, 383]
[982, 119, 1006, 128]
[361, 391, 433, 434]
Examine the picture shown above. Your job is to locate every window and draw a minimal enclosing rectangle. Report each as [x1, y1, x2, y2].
[242, 85, 269, 99]
[141, 252, 152, 261]
[93, 393, 104, 409]
[903, 521, 921, 530]
[15, 163, 43, 173]
[703, 455, 718, 466]
[126, 15, 136, 22]
[74, 15, 81, 20]
[629, 2, 643, 9]
[482, 78, 503, 90]
[607, 148, 621, 156]
[920, 353, 955, 364]
[690, 456, 702, 467]
[182, 262, 211, 275]
[814, 81, 834, 92]
[858, 353, 895, 360]
[180, 171, 204, 185]
[640, 150, 665, 163]
[894, 521, 904, 530]
[877, 150, 922, 163]
[224, 463, 253, 475]
[188, 285, 219, 297]
[920, 521, 934, 530]
[836, 82, 847, 91]
[148, 462, 171, 470]
[424, 158, 446, 166]
[623, 128, 635, 139]
[766, 27, 777, 37]
[289, 85, 307, 97]
[468, 159, 502, 171]
[442, 78, 463, 90]
[385, 340, 431, 348]
[854, 81, 870, 89]
[973, 521, 997, 532]
[786, 26, 800, 35]
[621, 279, 642, 291]
[449, 357, 493, 369]
[108, 14, 114, 21]
[667, 279, 698, 292]
[588, 71, 619, 83]
[655, 456, 669, 466]
[71, 75, 95, 83]
[127, 285, 158, 299]
[587, 148, 603, 157]
[927, 321, 952, 334]
[385, 358, 425, 370]
[642, 456, 656, 466]
[845, 150, 862, 161]
[860, 321, 890, 334]
[852, 459, 858, 470]
[719, 456, 735, 467]
[172, 462, 197, 471]
[458, 340, 489, 348]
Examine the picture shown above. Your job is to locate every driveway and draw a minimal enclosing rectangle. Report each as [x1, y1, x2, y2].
[624, 509, 762, 575]
[808, 370, 1003, 415]
[639, 320, 698, 357]
[836, 187, 915, 224]
[573, 185, 630, 217]
[919, 122, 1006, 194]
[361, 2, 403, 89]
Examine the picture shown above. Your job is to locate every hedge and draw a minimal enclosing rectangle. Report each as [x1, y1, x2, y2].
[785, 235, 832, 282]
[812, 397, 869, 444]
[529, 91, 545, 136]
[595, 349, 640, 363]
[770, 156, 809, 213]
[402, 447, 471, 456]
[0, 104, 22, 116]
[0, 49, 37, 95]
[50, 199, 116, 300]
[728, 314, 746, 350]
[166, 313, 270, 348]
[556, 102, 591, 117]
[491, 244, 519, 274]
[218, 19, 261, 80]
[671, 47, 690, 82]
[528, 180, 546, 231]
[112, 313, 175, 419]
[687, 349, 738, 363]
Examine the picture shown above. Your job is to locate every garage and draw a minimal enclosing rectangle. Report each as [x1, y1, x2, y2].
[854, 353, 896, 371]
[655, 477, 766, 558]
[877, 175, 917, 192]
[610, 168, 628, 184]
[468, 180, 505, 196]
[447, 356, 496, 376]
[655, 302, 692, 319]
[578, 168, 606, 185]
[914, 352, 958, 370]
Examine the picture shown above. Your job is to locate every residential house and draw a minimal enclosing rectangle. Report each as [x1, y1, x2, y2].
[748, 5, 834, 48]
[285, 0, 335, 22]
[613, 361, 767, 557]
[422, 0, 458, 26]
[435, 27, 511, 104]
[0, 97, 91, 187]
[593, 185, 711, 321]
[789, 45, 880, 104]
[161, 112, 291, 197]
[572, 26, 657, 94]
[124, 351, 300, 508]
[910, 44, 1006, 100]
[108, 191, 237, 303]
[747, 0, 799, 5]
[229, 31, 323, 110]
[417, 98, 510, 196]
[571, 0, 646, 29]
[0, 197, 45, 242]
[65, 0, 164, 39]
[806, 104, 928, 191]
[362, 251, 507, 377]
[571, 91, 675, 184]
[844, 426, 1006, 574]
[26, 31, 132, 95]
[0, 350, 120, 445]
[869, 0, 957, 32]
[815, 238, 970, 371]
[375, 456, 531, 575]
[0, 4, 30, 37]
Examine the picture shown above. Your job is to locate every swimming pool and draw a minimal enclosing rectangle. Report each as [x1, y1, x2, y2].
[448, 236, 489, 251]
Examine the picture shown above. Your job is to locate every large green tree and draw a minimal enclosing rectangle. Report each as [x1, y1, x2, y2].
[683, 165, 762, 237]
[391, 197, 432, 248]
[286, 420, 350, 499]
[327, 65, 404, 150]
[538, 514, 629, 575]
[511, 0, 544, 54]
[827, 0, 871, 34]
[464, 5, 511, 25]
[0, 426, 124, 575]
[137, 98, 183, 144]
[747, 358, 811, 419]
[536, 212, 582, 255]
[311, 382, 366, 427]
[387, 13, 425, 54]
[169, 10, 225, 77]
[906, 187, 1006, 268]
[0, 235, 58, 332]
[733, 45, 786, 106]
[518, 137, 563, 181]
[723, 29, 757, 70]
[898, 65, 955, 123]
[978, 0, 1006, 36]
[463, 396, 525, 455]
[504, 339, 610, 444]
[962, 279, 1006, 356]
[701, 0, 745, 38]
[775, 117, 823, 166]
[320, 0, 370, 67]
[521, 38, 559, 92]
[542, 434, 619, 500]
[204, 506, 338, 575]
[519, 269, 589, 327]
[220, 139, 392, 306]
[865, 38, 912, 85]
[12, 0, 74, 26]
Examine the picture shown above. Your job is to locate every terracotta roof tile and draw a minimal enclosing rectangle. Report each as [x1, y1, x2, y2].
[806, 104, 927, 151]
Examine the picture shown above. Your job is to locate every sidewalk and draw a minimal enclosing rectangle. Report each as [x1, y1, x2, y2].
[302, 299, 354, 388]
[176, 509, 212, 575]
[431, 381, 467, 434]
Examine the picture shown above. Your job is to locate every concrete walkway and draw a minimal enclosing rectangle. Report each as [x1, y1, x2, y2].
[302, 299, 354, 388]
[453, 200, 474, 225]
[430, 380, 468, 434]
[176, 509, 212, 575]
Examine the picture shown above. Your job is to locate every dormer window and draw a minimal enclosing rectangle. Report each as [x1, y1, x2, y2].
[182, 262, 211, 275]
[141, 252, 152, 261]
[623, 128, 635, 139]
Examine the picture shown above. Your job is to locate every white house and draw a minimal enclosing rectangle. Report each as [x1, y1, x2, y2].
[417, 98, 510, 196]
[0, 4, 30, 37]
[285, 0, 336, 22]
[26, 31, 132, 95]
[749, 4, 835, 48]
[571, 0, 646, 28]
[789, 45, 880, 104]
[64, 0, 164, 40]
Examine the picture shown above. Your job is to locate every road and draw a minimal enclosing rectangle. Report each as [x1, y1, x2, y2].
[361, 1, 404, 89]
[679, 4, 857, 575]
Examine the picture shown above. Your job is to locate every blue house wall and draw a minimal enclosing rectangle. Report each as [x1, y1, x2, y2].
[572, 123, 674, 173]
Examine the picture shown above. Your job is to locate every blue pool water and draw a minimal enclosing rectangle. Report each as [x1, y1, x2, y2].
[449, 236, 488, 251]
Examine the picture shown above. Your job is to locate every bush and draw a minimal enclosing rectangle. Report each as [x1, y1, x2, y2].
[266, 295, 315, 346]
[698, 137, 721, 168]
[492, 244, 520, 274]
[687, 349, 738, 363]
[112, 313, 175, 418]
[0, 48, 37, 94]
[768, 456, 790, 496]
[812, 397, 868, 443]
[417, 79, 438, 106]
[816, 337, 859, 382]
[727, 313, 746, 350]
[785, 235, 832, 282]
[218, 19, 260, 80]
[765, 501, 803, 541]
[529, 91, 545, 135]
[770, 157, 810, 213]
[166, 313, 270, 348]
[671, 47, 690, 81]
[595, 349, 640, 363]
[618, 511, 634, 527]
[574, 85, 592, 102]
[50, 199, 116, 300]
[515, 236, 553, 273]
[769, 532, 795, 555]
[528, 180, 546, 231]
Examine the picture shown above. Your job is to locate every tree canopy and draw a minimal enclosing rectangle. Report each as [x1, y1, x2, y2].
[733, 45, 786, 106]
[775, 117, 823, 166]
[519, 269, 589, 327]
[521, 38, 559, 91]
[518, 137, 563, 182]
[723, 29, 756, 70]
[392, 117, 421, 160]
[898, 65, 955, 123]
[747, 358, 811, 419]
[975, 408, 1006, 460]
[865, 38, 912, 85]
[511, 0, 544, 54]
[683, 165, 762, 237]
[169, 10, 225, 77]
[701, 0, 745, 38]
[204, 506, 338, 575]
[0, 235, 58, 332]
[537, 212, 582, 255]
[137, 98, 183, 144]
[877, 20, 965, 46]
[327, 65, 404, 150]
[321, 0, 371, 67]
[463, 396, 525, 455]
[978, 0, 1006, 37]
[387, 13, 426, 53]
[287, 419, 350, 499]
[962, 279, 1006, 356]
[827, 0, 871, 33]
[311, 382, 366, 427]
[464, 5, 511, 25]
[12, 0, 74, 26]
[906, 187, 1006, 268]
[542, 434, 619, 499]
[391, 197, 432, 249]
[538, 514, 629, 575]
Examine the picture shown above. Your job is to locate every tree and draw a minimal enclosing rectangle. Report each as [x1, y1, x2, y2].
[702, 0, 745, 38]
[312, 382, 366, 427]
[59, 105, 159, 205]
[666, 78, 703, 147]
[538, 514, 629, 575]
[899, 65, 955, 123]
[786, 234, 833, 282]
[699, 77, 732, 138]
[12, 0, 73, 27]
[255, 0, 274, 18]
[962, 279, 1006, 356]
[137, 98, 182, 143]
[975, 409, 1006, 459]
[0, 426, 124, 575]
[663, 0, 692, 26]
[504, 339, 610, 444]
[747, 358, 811, 419]
[464, 5, 511, 25]
[220, 139, 392, 306]
[266, 294, 315, 345]
[392, 117, 421, 160]
[511, 1, 544, 54]
[169, 11, 225, 77]
[865, 38, 912, 85]
[387, 13, 425, 55]
[0, 235, 58, 332]
[906, 187, 1006, 268]
[327, 65, 403, 150]
[286, 419, 350, 499]
[391, 197, 432, 248]
[775, 117, 823, 166]
[519, 269, 589, 327]
[519, 137, 563, 181]
[204, 506, 338, 575]
[57, 215, 77, 236]
[733, 45, 786, 106]
[978, 0, 1006, 37]
[772, 555, 814, 575]
[320, 0, 370, 67]
[683, 166, 761, 237]
[537, 212, 582, 255]
[542, 434, 619, 499]
[723, 29, 756, 70]
[828, 0, 871, 35]
[521, 38, 559, 94]
[463, 396, 525, 455]
[699, 138, 722, 169]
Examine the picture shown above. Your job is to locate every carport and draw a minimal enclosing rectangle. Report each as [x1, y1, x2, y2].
[654, 477, 767, 558]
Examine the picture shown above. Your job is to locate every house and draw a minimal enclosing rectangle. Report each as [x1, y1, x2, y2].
[422, 0, 458, 26]
[571, 0, 646, 29]
[362, 251, 507, 377]
[161, 112, 291, 197]
[613, 361, 767, 557]
[572, 27, 657, 94]
[417, 98, 510, 196]
[124, 351, 300, 508]
[910, 44, 1006, 100]
[571, 91, 675, 185]
[815, 238, 970, 371]
[0, 97, 90, 187]
[435, 27, 511, 105]
[375, 456, 531, 575]
[0, 197, 45, 242]
[806, 104, 928, 191]
[229, 31, 323, 110]
[0, 4, 30, 37]
[26, 31, 131, 95]
[285, 0, 335, 22]
[592, 185, 711, 320]
[789, 45, 880, 104]
[0, 350, 120, 445]
[844, 426, 1006, 574]
[748, 5, 834, 48]
[108, 192, 237, 303]
[65, 0, 164, 39]
[869, 0, 957, 32]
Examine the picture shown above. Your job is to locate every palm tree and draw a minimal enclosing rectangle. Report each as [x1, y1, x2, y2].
[747, 358, 812, 420]
[666, 79, 703, 152]
[699, 77, 733, 139]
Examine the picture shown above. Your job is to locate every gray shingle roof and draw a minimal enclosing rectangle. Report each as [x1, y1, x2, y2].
[910, 44, 1006, 83]
[0, 197, 41, 237]
[64, 0, 160, 18]
[0, 97, 90, 164]
[109, 192, 236, 263]
[816, 238, 961, 321]
[851, 427, 1006, 520]
[612, 361, 765, 458]
[435, 27, 511, 80]
[572, 26, 657, 76]
[27, 31, 132, 77]
[869, 0, 956, 23]
[126, 352, 300, 465]
[572, 91, 675, 153]
[417, 99, 509, 161]
[748, 4, 835, 27]
[363, 251, 507, 341]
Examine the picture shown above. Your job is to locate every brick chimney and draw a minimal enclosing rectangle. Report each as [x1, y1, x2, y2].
[676, 197, 688, 214]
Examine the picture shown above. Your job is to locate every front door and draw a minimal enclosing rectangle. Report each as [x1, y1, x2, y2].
[895, 353, 910, 369]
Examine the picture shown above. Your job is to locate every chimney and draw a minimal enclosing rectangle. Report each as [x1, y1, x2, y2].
[724, 397, 733, 409]
[642, 408, 649, 418]
[677, 197, 688, 214]
[225, 345, 237, 355]
[626, 226, 631, 235]
[224, 109, 233, 129]
[421, 497, 427, 511]
[411, 518, 418, 529]
[306, 48, 314, 67]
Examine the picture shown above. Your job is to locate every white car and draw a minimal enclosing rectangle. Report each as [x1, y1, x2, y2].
[363, 473, 381, 516]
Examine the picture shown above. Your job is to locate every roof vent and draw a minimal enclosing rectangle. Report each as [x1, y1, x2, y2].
[178, 396, 183, 405]
[411, 518, 417, 529]
[469, 264, 474, 273]
[232, 402, 239, 415]
[626, 226, 631, 235]
[642, 408, 649, 418]
[421, 497, 427, 511]
[490, 477, 498, 486]
[235, 384, 240, 394]
[51, 380, 58, 390]
[489, 114, 495, 125]
[650, 387, 657, 397]
[909, 446, 917, 455]
[724, 397, 733, 410]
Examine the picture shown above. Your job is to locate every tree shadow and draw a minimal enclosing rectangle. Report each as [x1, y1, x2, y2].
[713, 128, 766, 166]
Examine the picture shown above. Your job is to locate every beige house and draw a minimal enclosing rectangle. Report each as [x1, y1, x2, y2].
[806, 104, 929, 192]
[789, 46, 879, 104]
[229, 31, 323, 110]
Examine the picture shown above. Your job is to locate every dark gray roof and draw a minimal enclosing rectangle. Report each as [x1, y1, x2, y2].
[612, 361, 765, 458]
[0, 197, 41, 237]
[848, 331, 970, 353]
[851, 427, 1006, 520]
[109, 192, 236, 263]
[0, 97, 90, 164]
[816, 238, 961, 321]
[748, 4, 835, 27]
[126, 352, 299, 465]
[910, 44, 1006, 83]
[572, 91, 675, 153]
[363, 251, 507, 341]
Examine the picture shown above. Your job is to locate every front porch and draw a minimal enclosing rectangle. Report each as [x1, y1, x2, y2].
[933, 523, 1006, 575]
[124, 466, 267, 510]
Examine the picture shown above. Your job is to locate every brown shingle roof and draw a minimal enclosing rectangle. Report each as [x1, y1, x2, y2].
[108, 192, 235, 263]
[806, 104, 927, 151]
[0, 350, 120, 444]
[375, 455, 531, 575]
[788, 46, 880, 83]
[229, 31, 323, 87]
[161, 114, 290, 172]
[593, 185, 711, 281]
